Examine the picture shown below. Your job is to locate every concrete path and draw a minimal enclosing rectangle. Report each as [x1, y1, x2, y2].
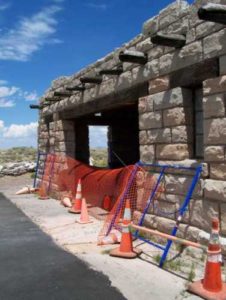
[0, 192, 125, 300]
[0, 175, 202, 300]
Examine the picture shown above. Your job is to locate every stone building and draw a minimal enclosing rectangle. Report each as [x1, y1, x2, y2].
[37, 0, 226, 246]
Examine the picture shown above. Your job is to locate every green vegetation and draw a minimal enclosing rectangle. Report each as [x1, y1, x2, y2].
[188, 262, 196, 282]
[0, 147, 37, 164]
[90, 148, 108, 167]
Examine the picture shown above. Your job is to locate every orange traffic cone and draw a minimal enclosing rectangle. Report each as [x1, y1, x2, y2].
[77, 198, 93, 224]
[110, 199, 142, 258]
[38, 184, 49, 200]
[188, 218, 226, 300]
[102, 195, 111, 211]
[69, 179, 82, 214]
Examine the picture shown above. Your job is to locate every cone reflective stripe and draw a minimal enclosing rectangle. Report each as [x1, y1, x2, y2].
[110, 199, 142, 259]
[188, 218, 226, 300]
[77, 198, 93, 224]
[69, 179, 82, 214]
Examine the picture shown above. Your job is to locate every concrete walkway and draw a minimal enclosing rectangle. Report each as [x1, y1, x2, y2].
[0, 175, 202, 300]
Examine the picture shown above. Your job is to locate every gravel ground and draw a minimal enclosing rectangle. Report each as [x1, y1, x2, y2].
[1, 174, 225, 300]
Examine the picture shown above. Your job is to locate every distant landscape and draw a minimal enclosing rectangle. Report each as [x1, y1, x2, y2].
[0, 147, 108, 167]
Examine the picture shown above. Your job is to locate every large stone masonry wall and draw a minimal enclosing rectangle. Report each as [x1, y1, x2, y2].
[38, 0, 226, 250]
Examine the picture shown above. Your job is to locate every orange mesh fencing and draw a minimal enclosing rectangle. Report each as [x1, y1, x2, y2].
[99, 164, 164, 238]
[38, 154, 135, 208]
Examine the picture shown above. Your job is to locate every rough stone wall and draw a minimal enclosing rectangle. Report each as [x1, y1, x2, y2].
[38, 0, 226, 248]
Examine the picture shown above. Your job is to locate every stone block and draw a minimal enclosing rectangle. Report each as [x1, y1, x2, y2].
[142, 16, 158, 36]
[156, 144, 191, 160]
[220, 55, 226, 75]
[138, 96, 153, 114]
[116, 71, 132, 91]
[139, 130, 147, 145]
[159, 41, 203, 75]
[165, 174, 203, 197]
[203, 75, 226, 95]
[203, 28, 226, 60]
[204, 146, 225, 162]
[136, 38, 153, 52]
[150, 200, 177, 220]
[148, 76, 170, 95]
[172, 126, 193, 143]
[55, 120, 74, 131]
[131, 60, 159, 84]
[147, 46, 164, 60]
[221, 203, 226, 235]
[139, 112, 162, 130]
[55, 131, 65, 142]
[158, 1, 189, 29]
[204, 118, 226, 145]
[210, 163, 226, 180]
[196, 21, 224, 40]
[163, 107, 192, 127]
[203, 93, 226, 119]
[146, 128, 171, 144]
[139, 145, 155, 163]
[204, 179, 226, 202]
[153, 87, 192, 110]
[189, 199, 219, 232]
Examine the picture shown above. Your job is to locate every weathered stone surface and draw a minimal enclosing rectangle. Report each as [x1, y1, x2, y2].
[203, 28, 226, 60]
[221, 203, 226, 235]
[153, 87, 192, 110]
[0, 161, 36, 176]
[147, 46, 164, 60]
[139, 145, 155, 163]
[165, 174, 203, 197]
[132, 60, 159, 84]
[172, 126, 193, 143]
[136, 38, 153, 52]
[156, 144, 191, 160]
[138, 96, 153, 113]
[139, 130, 147, 145]
[55, 120, 74, 131]
[210, 163, 226, 180]
[204, 146, 225, 162]
[148, 76, 170, 95]
[146, 128, 171, 144]
[159, 41, 203, 75]
[204, 118, 226, 145]
[158, 1, 189, 29]
[189, 199, 219, 231]
[204, 179, 226, 202]
[203, 94, 225, 119]
[196, 21, 224, 40]
[220, 55, 226, 75]
[139, 112, 162, 130]
[203, 75, 226, 95]
[163, 107, 191, 127]
[142, 16, 158, 36]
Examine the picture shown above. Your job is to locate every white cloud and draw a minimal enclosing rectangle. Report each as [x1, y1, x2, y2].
[24, 91, 38, 101]
[0, 98, 15, 107]
[85, 3, 108, 10]
[3, 122, 38, 138]
[0, 86, 19, 97]
[0, 120, 38, 148]
[0, 80, 8, 85]
[0, 5, 62, 61]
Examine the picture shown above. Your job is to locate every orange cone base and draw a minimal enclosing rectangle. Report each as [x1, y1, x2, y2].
[188, 280, 226, 300]
[77, 219, 93, 224]
[68, 207, 81, 214]
[110, 247, 142, 259]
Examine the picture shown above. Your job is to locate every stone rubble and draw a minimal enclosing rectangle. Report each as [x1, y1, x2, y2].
[0, 161, 36, 177]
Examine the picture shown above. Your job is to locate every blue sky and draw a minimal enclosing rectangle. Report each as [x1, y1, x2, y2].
[0, 0, 193, 149]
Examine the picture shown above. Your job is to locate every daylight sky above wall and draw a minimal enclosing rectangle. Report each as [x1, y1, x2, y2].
[0, 0, 193, 149]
